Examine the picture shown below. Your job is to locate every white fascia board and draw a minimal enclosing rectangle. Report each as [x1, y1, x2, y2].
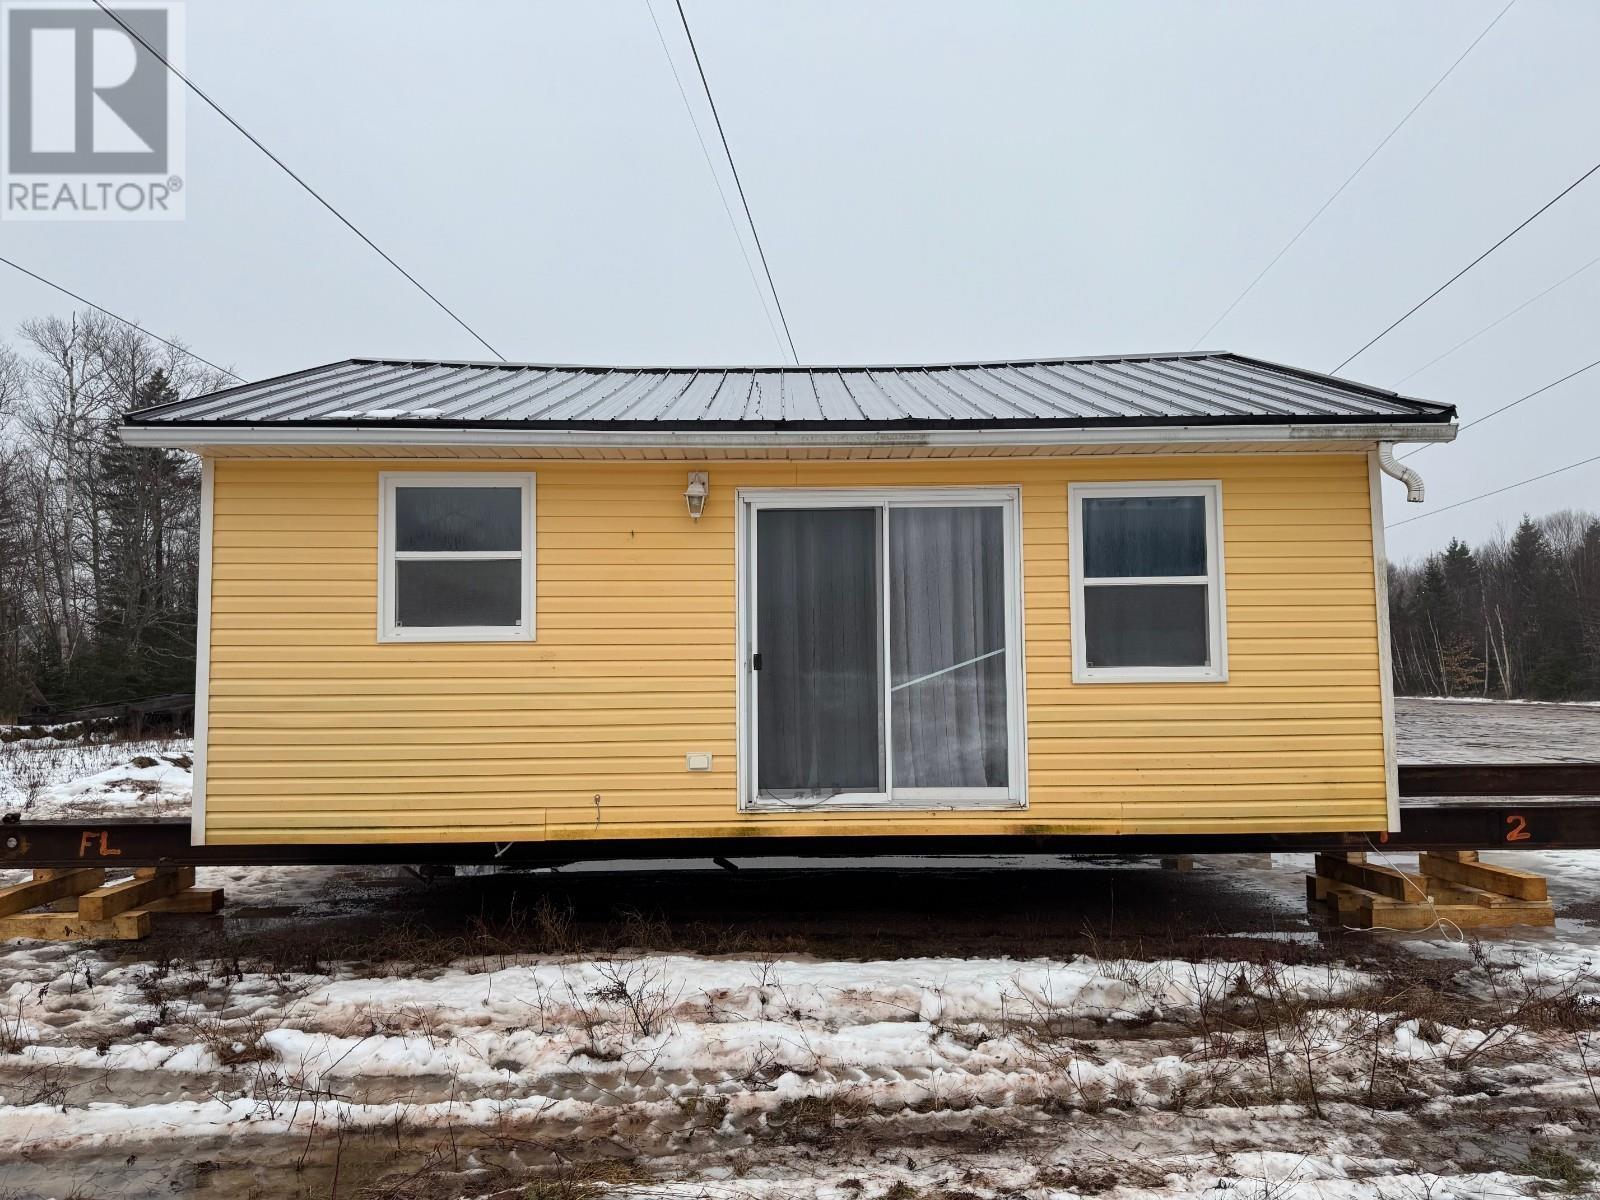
[120, 421, 1458, 451]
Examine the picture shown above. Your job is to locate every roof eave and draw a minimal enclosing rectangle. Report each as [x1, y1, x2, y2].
[119, 419, 1459, 451]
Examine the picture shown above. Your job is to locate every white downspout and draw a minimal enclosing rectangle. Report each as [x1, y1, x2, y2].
[1376, 442, 1425, 503]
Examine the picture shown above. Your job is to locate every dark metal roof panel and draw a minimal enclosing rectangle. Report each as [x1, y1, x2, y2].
[123, 353, 1456, 428]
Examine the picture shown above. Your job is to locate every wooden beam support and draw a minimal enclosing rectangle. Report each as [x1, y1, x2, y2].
[138, 888, 224, 915]
[1418, 852, 1548, 901]
[0, 910, 151, 940]
[1313, 853, 1427, 902]
[1309, 849, 1554, 931]
[77, 867, 194, 921]
[0, 868, 104, 917]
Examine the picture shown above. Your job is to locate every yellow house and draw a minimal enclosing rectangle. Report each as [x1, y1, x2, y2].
[119, 353, 1455, 849]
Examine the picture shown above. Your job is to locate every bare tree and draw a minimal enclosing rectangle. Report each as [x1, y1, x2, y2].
[0, 310, 224, 718]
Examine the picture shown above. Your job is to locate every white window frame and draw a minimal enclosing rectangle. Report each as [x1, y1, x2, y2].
[735, 486, 1028, 813]
[378, 472, 535, 643]
[1069, 480, 1227, 684]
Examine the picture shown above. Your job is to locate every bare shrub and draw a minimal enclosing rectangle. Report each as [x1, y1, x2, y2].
[7, 1058, 71, 1107]
[0, 1000, 31, 1054]
[191, 1013, 277, 1067]
[587, 958, 682, 1038]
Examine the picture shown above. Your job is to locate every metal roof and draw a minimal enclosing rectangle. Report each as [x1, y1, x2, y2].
[123, 352, 1454, 430]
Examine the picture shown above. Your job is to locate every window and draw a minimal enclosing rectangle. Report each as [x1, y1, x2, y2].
[1069, 482, 1226, 683]
[379, 473, 534, 642]
[738, 488, 1026, 811]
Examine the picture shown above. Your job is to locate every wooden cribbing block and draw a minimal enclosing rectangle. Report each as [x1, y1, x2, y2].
[0, 910, 151, 940]
[0, 869, 105, 917]
[31, 869, 108, 913]
[78, 867, 194, 921]
[1419, 853, 1548, 902]
[138, 888, 224, 915]
[1429, 902, 1555, 930]
[1309, 849, 1554, 931]
[1426, 882, 1510, 907]
[1307, 877, 1403, 918]
[1313, 854, 1428, 902]
[1307, 874, 1388, 906]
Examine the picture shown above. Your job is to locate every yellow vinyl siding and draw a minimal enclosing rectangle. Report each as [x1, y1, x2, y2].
[202, 454, 1388, 843]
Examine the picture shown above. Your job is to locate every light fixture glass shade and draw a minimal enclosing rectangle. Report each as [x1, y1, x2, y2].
[684, 471, 709, 520]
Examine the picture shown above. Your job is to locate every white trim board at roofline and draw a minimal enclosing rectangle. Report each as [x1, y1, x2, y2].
[119, 422, 1457, 452]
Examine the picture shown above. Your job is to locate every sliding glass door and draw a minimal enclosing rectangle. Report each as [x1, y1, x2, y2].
[754, 507, 884, 799]
[743, 489, 1024, 810]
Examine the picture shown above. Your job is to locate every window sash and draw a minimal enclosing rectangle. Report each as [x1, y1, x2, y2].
[392, 551, 523, 561]
[1069, 482, 1226, 683]
[379, 473, 535, 643]
[738, 487, 1026, 812]
[1079, 574, 1209, 587]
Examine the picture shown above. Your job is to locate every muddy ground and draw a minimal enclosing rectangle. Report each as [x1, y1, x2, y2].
[1, 698, 1598, 1199]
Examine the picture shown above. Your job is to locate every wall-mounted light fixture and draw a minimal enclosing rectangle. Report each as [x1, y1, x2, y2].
[684, 472, 709, 521]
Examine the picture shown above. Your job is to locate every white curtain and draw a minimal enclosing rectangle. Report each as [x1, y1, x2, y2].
[754, 503, 1008, 798]
[889, 507, 1008, 788]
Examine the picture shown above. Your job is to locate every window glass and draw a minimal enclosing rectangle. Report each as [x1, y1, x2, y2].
[396, 559, 521, 628]
[755, 508, 883, 796]
[395, 486, 521, 553]
[1083, 583, 1208, 668]
[889, 506, 1008, 788]
[1082, 495, 1206, 578]
[744, 491, 1022, 809]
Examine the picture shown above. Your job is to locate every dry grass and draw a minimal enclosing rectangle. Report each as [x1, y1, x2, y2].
[0, 1000, 31, 1055]
[354, 1153, 655, 1200]
[765, 1092, 875, 1146]
[189, 1012, 277, 1067]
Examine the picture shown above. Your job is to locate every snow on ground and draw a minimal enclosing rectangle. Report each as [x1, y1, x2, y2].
[1395, 695, 1600, 763]
[0, 732, 193, 820]
[0, 702, 1598, 1196]
[1, 931, 1596, 1198]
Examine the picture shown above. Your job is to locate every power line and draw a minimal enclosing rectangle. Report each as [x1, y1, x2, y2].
[1190, 0, 1517, 349]
[1394, 252, 1600, 384]
[1333, 157, 1600, 374]
[1387, 452, 1600, 528]
[88, 0, 506, 363]
[643, 0, 789, 359]
[1400, 354, 1600, 459]
[670, 0, 800, 365]
[0, 255, 243, 382]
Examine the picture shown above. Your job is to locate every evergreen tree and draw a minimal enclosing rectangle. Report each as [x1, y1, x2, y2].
[90, 370, 199, 703]
[1390, 512, 1600, 702]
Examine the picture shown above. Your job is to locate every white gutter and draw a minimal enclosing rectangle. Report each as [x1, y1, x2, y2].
[1375, 442, 1426, 502]
[120, 421, 1458, 452]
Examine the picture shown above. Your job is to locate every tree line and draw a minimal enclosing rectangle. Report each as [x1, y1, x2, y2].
[1389, 510, 1600, 701]
[0, 310, 228, 719]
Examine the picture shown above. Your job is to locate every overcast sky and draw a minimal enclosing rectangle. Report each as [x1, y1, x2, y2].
[4, 0, 1597, 561]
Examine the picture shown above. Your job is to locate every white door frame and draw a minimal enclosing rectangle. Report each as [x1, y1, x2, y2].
[735, 486, 1028, 813]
